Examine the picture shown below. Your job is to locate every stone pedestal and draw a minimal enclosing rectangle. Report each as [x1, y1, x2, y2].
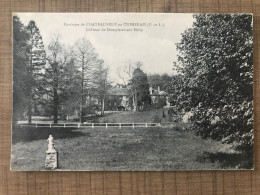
[45, 135, 58, 170]
[45, 151, 58, 169]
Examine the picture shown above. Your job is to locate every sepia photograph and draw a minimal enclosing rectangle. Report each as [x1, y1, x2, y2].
[11, 13, 253, 171]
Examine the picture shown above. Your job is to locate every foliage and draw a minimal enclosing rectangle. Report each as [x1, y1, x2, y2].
[59, 58, 82, 119]
[74, 38, 101, 122]
[43, 35, 70, 123]
[26, 20, 46, 122]
[12, 16, 46, 122]
[148, 73, 172, 91]
[92, 59, 109, 115]
[104, 95, 122, 111]
[82, 99, 99, 116]
[151, 111, 162, 123]
[130, 68, 151, 111]
[165, 75, 189, 110]
[151, 96, 167, 109]
[175, 14, 253, 145]
[13, 16, 30, 121]
[162, 109, 166, 118]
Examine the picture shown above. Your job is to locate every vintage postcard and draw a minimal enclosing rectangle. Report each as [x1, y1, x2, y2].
[11, 13, 253, 171]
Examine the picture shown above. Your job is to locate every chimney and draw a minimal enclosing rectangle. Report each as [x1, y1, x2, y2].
[158, 86, 160, 92]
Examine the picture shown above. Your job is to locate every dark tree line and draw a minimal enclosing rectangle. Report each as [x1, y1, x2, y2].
[13, 16, 30, 121]
[13, 15, 151, 123]
[13, 16, 46, 122]
[13, 16, 108, 123]
[172, 14, 253, 146]
[147, 73, 172, 91]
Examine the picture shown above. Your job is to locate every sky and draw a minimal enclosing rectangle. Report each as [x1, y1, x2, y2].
[16, 13, 194, 84]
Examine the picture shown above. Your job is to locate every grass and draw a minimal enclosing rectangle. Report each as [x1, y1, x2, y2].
[96, 108, 172, 123]
[11, 125, 252, 171]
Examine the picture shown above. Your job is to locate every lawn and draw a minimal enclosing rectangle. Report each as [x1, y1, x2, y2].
[11, 125, 251, 171]
[96, 108, 172, 123]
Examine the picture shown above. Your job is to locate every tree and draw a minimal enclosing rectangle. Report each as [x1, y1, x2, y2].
[58, 57, 81, 120]
[44, 35, 69, 123]
[74, 38, 100, 122]
[92, 59, 109, 115]
[117, 61, 143, 85]
[26, 20, 46, 123]
[148, 73, 172, 91]
[175, 14, 253, 145]
[164, 74, 189, 110]
[130, 68, 151, 111]
[148, 74, 161, 88]
[13, 16, 30, 121]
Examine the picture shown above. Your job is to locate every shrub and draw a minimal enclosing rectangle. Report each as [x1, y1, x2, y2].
[151, 111, 162, 123]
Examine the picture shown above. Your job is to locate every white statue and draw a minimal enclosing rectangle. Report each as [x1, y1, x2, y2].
[46, 135, 56, 153]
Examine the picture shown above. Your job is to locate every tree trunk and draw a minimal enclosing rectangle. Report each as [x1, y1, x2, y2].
[101, 97, 105, 115]
[28, 97, 32, 123]
[53, 88, 58, 124]
[133, 93, 137, 112]
[53, 63, 58, 124]
[28, 38, 33, 123]
[80, 87, 84, 123]
[80, 58, 84, 123]
[34, 100, 38, 115]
